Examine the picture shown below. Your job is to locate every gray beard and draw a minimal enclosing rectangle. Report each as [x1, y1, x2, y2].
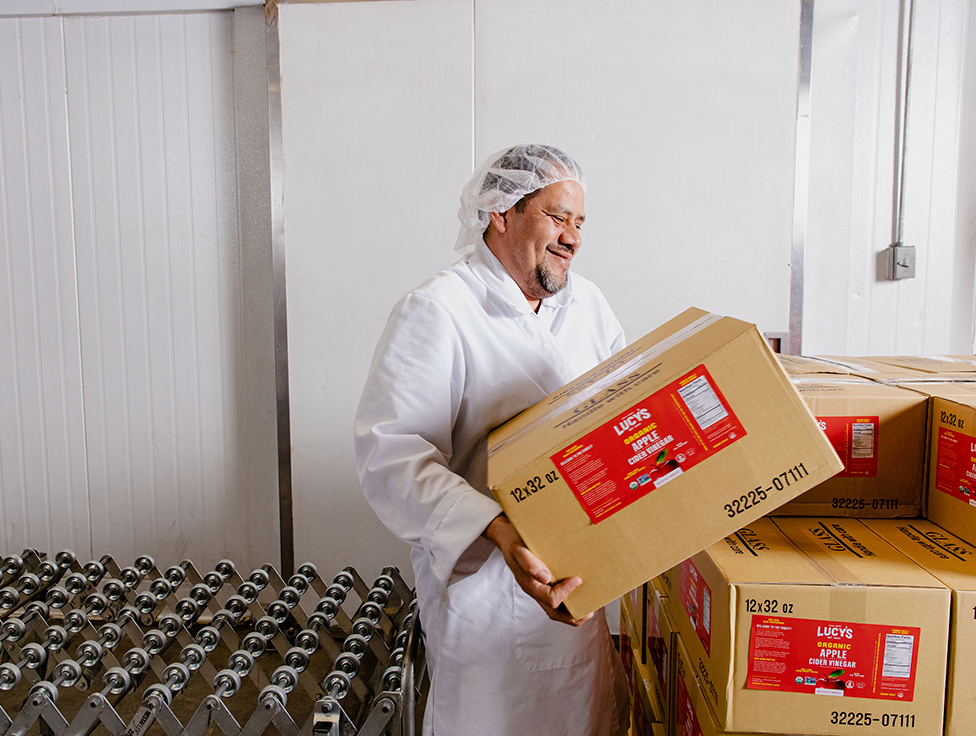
[536, 261, 567, 296]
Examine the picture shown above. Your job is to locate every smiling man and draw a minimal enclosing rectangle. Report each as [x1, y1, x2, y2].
[355, 145, 630, 735]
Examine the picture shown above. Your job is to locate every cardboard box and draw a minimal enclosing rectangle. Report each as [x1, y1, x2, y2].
[635, 650, 665, 732]
[812, 356, 930, 383]
[770, 376, 928, 517]
[635, 583, 674, 719]
[621, 603, 640, 722]
[622, 583, 649, 666]
[622, 583, 644, 662]
[487, 308, 842, 618]
[862, 519, 976, 736]
[869, 355, 976, 375]
[919, 385, 976, 543]
[776, 354, 852, 375]
[645, 578, 675, 732]
[624, 599, 665, 734]
[667, 517, 950, 735]
[674, 632, 785, 736]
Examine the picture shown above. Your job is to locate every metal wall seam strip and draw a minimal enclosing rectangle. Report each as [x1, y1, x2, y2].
[266, 5, 294, 578]
[789, 0, 814, 356]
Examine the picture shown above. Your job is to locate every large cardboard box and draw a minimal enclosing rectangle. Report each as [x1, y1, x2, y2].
[862, 519, 976, 736]
[918, 384, 976, 543]
[674, 632, 785, 736]
[667, 517, 950, 736]
[770, 376, 928, 517]
[487, 308, 842, 618]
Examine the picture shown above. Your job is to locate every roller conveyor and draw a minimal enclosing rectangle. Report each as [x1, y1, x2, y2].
[0, 550, 427, 736]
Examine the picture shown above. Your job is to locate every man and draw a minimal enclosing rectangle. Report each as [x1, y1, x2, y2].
[355, 145, 630, 735]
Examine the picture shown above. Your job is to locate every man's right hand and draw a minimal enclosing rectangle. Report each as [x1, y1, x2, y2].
[482, 514, 594, 626]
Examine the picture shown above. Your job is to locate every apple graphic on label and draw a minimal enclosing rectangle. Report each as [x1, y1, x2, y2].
[817, 669, 846, 691]
[648, 449, 681, 479]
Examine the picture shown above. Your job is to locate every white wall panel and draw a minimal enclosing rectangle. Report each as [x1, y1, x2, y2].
[0, 5, 276, 572]
[0, 8, 277, 570]
[803, 0, 974, 355]
[278, 0, 473, 582]
[960, 2, 976, 355]
[0, 17, 91, 555]
[475, 0, 802, 340]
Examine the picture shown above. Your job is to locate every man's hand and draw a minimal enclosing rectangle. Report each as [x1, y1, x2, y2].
[483, 514, 594, 626]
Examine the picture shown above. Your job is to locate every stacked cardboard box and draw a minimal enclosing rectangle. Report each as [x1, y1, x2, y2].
[622, 582, 665, 734]
[897, 382, 976, 543]
[645, 578, 674, 724]
[862, 519, 976, 736]
[665, 517, 950, 735]
[770, 376, 928, 517]
[625, 353, 976, 736]
[805, 355, 976, 384]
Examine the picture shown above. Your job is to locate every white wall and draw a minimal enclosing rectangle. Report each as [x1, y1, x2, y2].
[0, 7, 279, 572]
[960, 1, 976, 354]
[803, 0, 975, 354]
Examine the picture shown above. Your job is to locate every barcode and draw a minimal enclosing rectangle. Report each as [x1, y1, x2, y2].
[881, 633, 914, 679]
[851, 422, 876, 459]
[702, 587, 711, 635]
[678, 376, 728, 430]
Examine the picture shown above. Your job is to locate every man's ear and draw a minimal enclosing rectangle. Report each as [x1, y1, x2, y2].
[488, 210, 508, 234]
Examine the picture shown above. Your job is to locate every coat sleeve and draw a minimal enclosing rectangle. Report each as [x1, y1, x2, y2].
[354, 293, 503, 587]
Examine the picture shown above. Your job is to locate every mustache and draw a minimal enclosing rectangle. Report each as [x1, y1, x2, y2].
[547, 243, 576, 257]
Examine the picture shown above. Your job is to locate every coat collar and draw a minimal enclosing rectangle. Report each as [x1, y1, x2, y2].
[466, 240, 579, 314]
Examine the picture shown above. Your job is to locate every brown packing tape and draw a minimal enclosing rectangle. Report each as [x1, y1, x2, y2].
[828, 583, 869, 625]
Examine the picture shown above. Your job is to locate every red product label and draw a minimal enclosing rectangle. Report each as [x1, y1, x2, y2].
[817, 416, 879, 477]
[934, 427, 976, 506]
[675, 673, 704, 736]
[551, 365, 745, 523]
[747, 616, 920, 701]
[679, 559, 711, 656]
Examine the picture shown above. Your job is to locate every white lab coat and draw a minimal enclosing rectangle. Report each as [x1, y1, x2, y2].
[355, 241, 630, 735]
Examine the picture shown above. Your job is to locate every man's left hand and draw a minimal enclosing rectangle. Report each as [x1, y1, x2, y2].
[483, 513, 594, 626]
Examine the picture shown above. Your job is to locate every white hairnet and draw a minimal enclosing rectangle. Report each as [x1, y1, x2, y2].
[454, 144, 586, 253]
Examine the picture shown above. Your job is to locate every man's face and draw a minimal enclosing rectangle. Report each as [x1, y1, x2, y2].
[490, 180, 585, 305]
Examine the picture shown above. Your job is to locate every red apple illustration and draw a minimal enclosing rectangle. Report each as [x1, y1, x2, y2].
[817, 669, 847, 690]
[648, 449, 681, 479]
